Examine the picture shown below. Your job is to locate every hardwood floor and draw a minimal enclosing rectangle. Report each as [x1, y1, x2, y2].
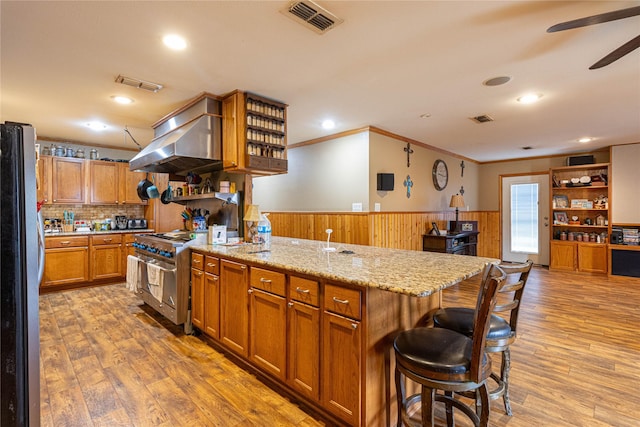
[39, 267, 640, 426]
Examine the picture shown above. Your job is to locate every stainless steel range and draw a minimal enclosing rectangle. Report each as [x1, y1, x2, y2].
[133, 232, 194, 331]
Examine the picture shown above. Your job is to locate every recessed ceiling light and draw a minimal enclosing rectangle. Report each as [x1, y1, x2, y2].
[419, 113, 431, 119]
[483, 76, 512, 86]
[578, 137, 593, 143]
[111, 95, 133, 104]
[86, 122, 107, 131]
[517, 93, 543, 104]
[321, 119, 335, 130]
[163, 34, 187, 50]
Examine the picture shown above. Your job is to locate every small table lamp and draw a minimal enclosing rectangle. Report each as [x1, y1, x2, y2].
[243, 204, 261, 243]
[449, 194, 465, 231]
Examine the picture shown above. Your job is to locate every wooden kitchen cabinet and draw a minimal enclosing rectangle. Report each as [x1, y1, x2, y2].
[37, 155, 52, 204]
[192, 254, 221, 338]
[222, 90, 287, 175]
[322, 284, 362, 426]
[204, 270, 221, 338]
[118, 163, 148, 205]
[577, 242, 608, 273]
[249, 267, 287, 380]
[191, 265, 205, 331]
[90, 234, 123, 280]
[89, 160, 119, 204]
[550, 240, 576, 271]
[51, 156, 86, 203]
[550, 240, 608, 273]
[287, 276, 320, 402]
[43, 236, 89, 287]
[220, 259, 249, 357]
[90, 161, 148, 205]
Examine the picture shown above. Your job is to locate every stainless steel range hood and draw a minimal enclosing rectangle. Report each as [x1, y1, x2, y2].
[130, 93, 223, 175]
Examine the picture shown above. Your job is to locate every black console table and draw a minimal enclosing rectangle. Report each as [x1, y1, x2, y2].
[422, 230, 479, 256]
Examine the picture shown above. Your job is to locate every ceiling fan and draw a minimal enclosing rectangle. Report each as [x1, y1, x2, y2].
[547, 5, 640, 69]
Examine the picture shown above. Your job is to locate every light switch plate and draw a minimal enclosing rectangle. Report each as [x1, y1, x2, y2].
[374, 203, 381, 212]
[352, 202, 363, 212]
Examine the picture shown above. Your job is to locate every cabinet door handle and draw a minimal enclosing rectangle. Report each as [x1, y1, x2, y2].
[332, 297, 349, 305]
[248, 289, 253, 294]
[103, 238, 112, 243]
[288, 302, 294, 308]
[260, 278, 272, 284]
[193, 259, 201, 265]
[194, 271, 203, 277]
[351, 323, 358, 330]
[60, 241, 71, 245]
[241, 265, 247, 270]
[296, 287, 310, 294]
[206, 263, 216, 267]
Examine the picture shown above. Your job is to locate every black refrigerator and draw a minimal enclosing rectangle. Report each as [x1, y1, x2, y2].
[1, 122, 42, 426]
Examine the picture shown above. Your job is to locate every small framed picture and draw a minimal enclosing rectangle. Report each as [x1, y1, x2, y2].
[553, 195, 569, 209]
[554, 211, 568, 224]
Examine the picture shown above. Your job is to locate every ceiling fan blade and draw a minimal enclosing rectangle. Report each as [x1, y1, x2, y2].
[547, 5, 640, 32]
[590, 34, 640, 69]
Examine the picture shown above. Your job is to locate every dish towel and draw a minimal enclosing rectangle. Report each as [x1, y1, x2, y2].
[146, 263, 164, 303]
[126, 255, 140, 292]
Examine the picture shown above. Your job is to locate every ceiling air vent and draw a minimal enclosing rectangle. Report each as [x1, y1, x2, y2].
[115, 74, 163, 93]
[470, 114, 494, 124]
[282, 1, 344, 34]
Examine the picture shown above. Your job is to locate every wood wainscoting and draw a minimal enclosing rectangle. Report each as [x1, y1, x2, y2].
[268, 211, 500, 259]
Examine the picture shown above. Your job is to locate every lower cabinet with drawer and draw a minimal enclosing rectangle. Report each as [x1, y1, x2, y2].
[249, 267, 287, 380]
[90, 234, 123, 280]
[43, 235, 90, 287]
[43, 232, 143, 291]
[322, 284, 362, 426]
[190, 250, 434, 426]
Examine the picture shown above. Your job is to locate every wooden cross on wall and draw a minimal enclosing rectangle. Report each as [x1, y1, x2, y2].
[404, 143, 414, 167]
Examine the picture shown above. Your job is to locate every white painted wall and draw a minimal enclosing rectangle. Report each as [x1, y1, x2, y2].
[611, 143, 640, 224]
[252, 132, 369, 212]
[253, 129, 481, 214]
[368, 132, 480, 213]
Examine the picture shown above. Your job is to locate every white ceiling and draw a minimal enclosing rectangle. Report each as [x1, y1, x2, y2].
[2, 1, 639, 162]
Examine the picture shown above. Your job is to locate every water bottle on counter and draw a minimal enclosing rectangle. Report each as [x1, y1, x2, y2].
[257, 213, 271, 247]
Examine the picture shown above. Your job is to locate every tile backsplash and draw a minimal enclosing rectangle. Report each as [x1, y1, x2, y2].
[41, 204, 145, 223]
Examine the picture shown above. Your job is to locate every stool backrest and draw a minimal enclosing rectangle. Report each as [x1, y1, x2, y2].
[470, 264, 506, 382]
[495, 260, 533, 335]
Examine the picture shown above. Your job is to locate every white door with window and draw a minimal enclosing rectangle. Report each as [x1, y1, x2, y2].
[501, 175, 550, 265]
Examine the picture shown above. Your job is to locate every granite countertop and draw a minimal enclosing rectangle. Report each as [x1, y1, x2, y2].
[45, 229, 154, 237]
[189, 236, 498, 297]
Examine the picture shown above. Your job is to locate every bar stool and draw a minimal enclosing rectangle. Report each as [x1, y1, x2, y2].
[394, 264, 506, 426]
[432, 260, 533, 416]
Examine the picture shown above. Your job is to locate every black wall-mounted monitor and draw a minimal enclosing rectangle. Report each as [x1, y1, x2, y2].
[377, 173, 394, 191]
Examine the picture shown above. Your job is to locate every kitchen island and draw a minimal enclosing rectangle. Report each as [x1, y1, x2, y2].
[189, 237, 497, 426]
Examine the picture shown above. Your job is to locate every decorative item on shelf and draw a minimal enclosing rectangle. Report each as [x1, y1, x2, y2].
[553, 195, 569, 209]
[449, 193, 465, 231]
[571, 199, 592, 209]
[554, 211, 568, 224]
[243, 204, 261, 243]
[596, 215, 605, 226]
[594, 195, 608, 209]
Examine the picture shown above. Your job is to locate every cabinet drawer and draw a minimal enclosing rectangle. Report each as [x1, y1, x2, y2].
[192, 252, 204, 270]
[250, 267, 286, 297]
[45, 235, 89, 248]
[290, 276, 319, 307]
[204, 256, 220, 275]
[91, 234, 122, 245]
[324, 284, 361, 320]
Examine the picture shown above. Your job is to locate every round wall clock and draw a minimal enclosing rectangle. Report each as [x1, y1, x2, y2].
[432, 159, 448, 191]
